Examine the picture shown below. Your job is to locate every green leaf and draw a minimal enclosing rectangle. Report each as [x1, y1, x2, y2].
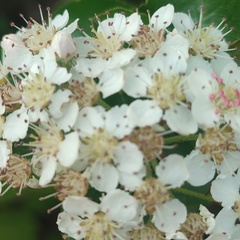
[54, 0, 138, 36]
[140, 0, 240, 42]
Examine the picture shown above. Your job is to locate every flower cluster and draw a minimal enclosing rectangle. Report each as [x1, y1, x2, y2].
[0, 3, 240, 240]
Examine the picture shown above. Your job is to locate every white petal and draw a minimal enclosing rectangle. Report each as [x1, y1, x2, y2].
[114, 141, 144, 173]
[101, 189, 138, 222]
[74, 107, 104, 137]
[28, 108, 49, 123]
[211, 175, 239, 208]
[118, 165, 146, 191]
[63, 196, 98, 217]
[173, 13, 195, 33]
[212, 208, 238, 236]
[76, 58, 106, 78]
[220, 61, 240, 86]
[118, 12, 141, 41]
[128, 100, 162, 127]
[57, 212, 84, 239]
[186, 150, 215, 186]
[57, 132, 80, 167]
[163, 105, 198, 135]
[52, 10, 69, 30]
[108, 49, 136, 69]
[104, 104, 134, 138]
[187, 68, 214, 97]
[55, 101, 79, 132]
[150, 4, 174, 31]
[0, 141, 10, 169]
[156, 154, 189, 188]
[39, 156, 57, 186]
[192, 97, 220, 127]
[152, 199, 187, 233]
[89, 162, 119, 192]
[98, 68, 124, 98]
[123, 65, 151, 97]
[216, 152, 240, 175]
[49, 89, 72, 118]
[3, 107, 29, 142]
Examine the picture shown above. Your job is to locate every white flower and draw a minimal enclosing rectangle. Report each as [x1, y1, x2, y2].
[186, 59, 240, 129]
[29, 120, 80, 186]
[57, 189, 143, 239]
[16, 48, 72, 122]
[134, 154, 189, 235]
[130, 4, 175, 57]
[74, 12, 142, 97]
[1, 8, 78, 72]
[73, 105, 144, 192]
[124, 45, 197, 135]
[172, 7, 229, 59]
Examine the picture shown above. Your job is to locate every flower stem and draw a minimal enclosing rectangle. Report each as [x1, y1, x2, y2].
[96, 98, 111, 110]
[164, 134, 198, 145]
[172, 187, 215, 203]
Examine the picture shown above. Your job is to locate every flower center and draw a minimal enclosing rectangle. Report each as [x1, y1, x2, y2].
[81, 129, 118, 164]
[147, 73, 185, 109]
[125, 126, 164, 161]
[23, 23, 55, 54]
[130, 25, 165, 57]
[209, 73, 240, 116]
[233, 198, 240, 217]
[0, 154, 31, 195]
[68, 77, 99, 108]
[81, 212, 119, 240]
[22, 74, 55, 110]
[86, 28, 123, 59]
[54, 169, 89, 201]
[19, 8, 56, 54]
[181, 7, 230, 59]
[0, 80, 22, 112]
[128, 226, 165, 240]
[29, 122, 63, 157]
[180, 213, 208, 240]
[197, 125, 237, 165]
[134, 178, 170, 214]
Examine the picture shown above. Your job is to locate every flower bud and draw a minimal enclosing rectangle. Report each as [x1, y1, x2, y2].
[51, 31, 76, 59]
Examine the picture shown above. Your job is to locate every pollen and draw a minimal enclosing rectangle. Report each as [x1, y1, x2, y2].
[147, 73, 185, 109]
[54, 169, 89, 201]
[19, 7, 56, 54]
[67, 77, 99, 108]
[81, 128, 118, 164]
[128, 226, 165, 240]
[134, 178, 170, 214]
[29, 121, 63, 158]
[180, 213, 208, 240]
[130, 25, 165, 57]
[21, 73, 55, 110]
[197, 125, 237, 165]
[125, 126, 164, 161]
[0, 154, 31, 196]
[209, 72, 240, 116]
[81, 211, 119, 240]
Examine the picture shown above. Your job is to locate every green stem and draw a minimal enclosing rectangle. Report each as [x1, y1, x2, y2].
[164, 134, 198, 145]
[172, 187, 215, 203]
[96, 98, 111, 110]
